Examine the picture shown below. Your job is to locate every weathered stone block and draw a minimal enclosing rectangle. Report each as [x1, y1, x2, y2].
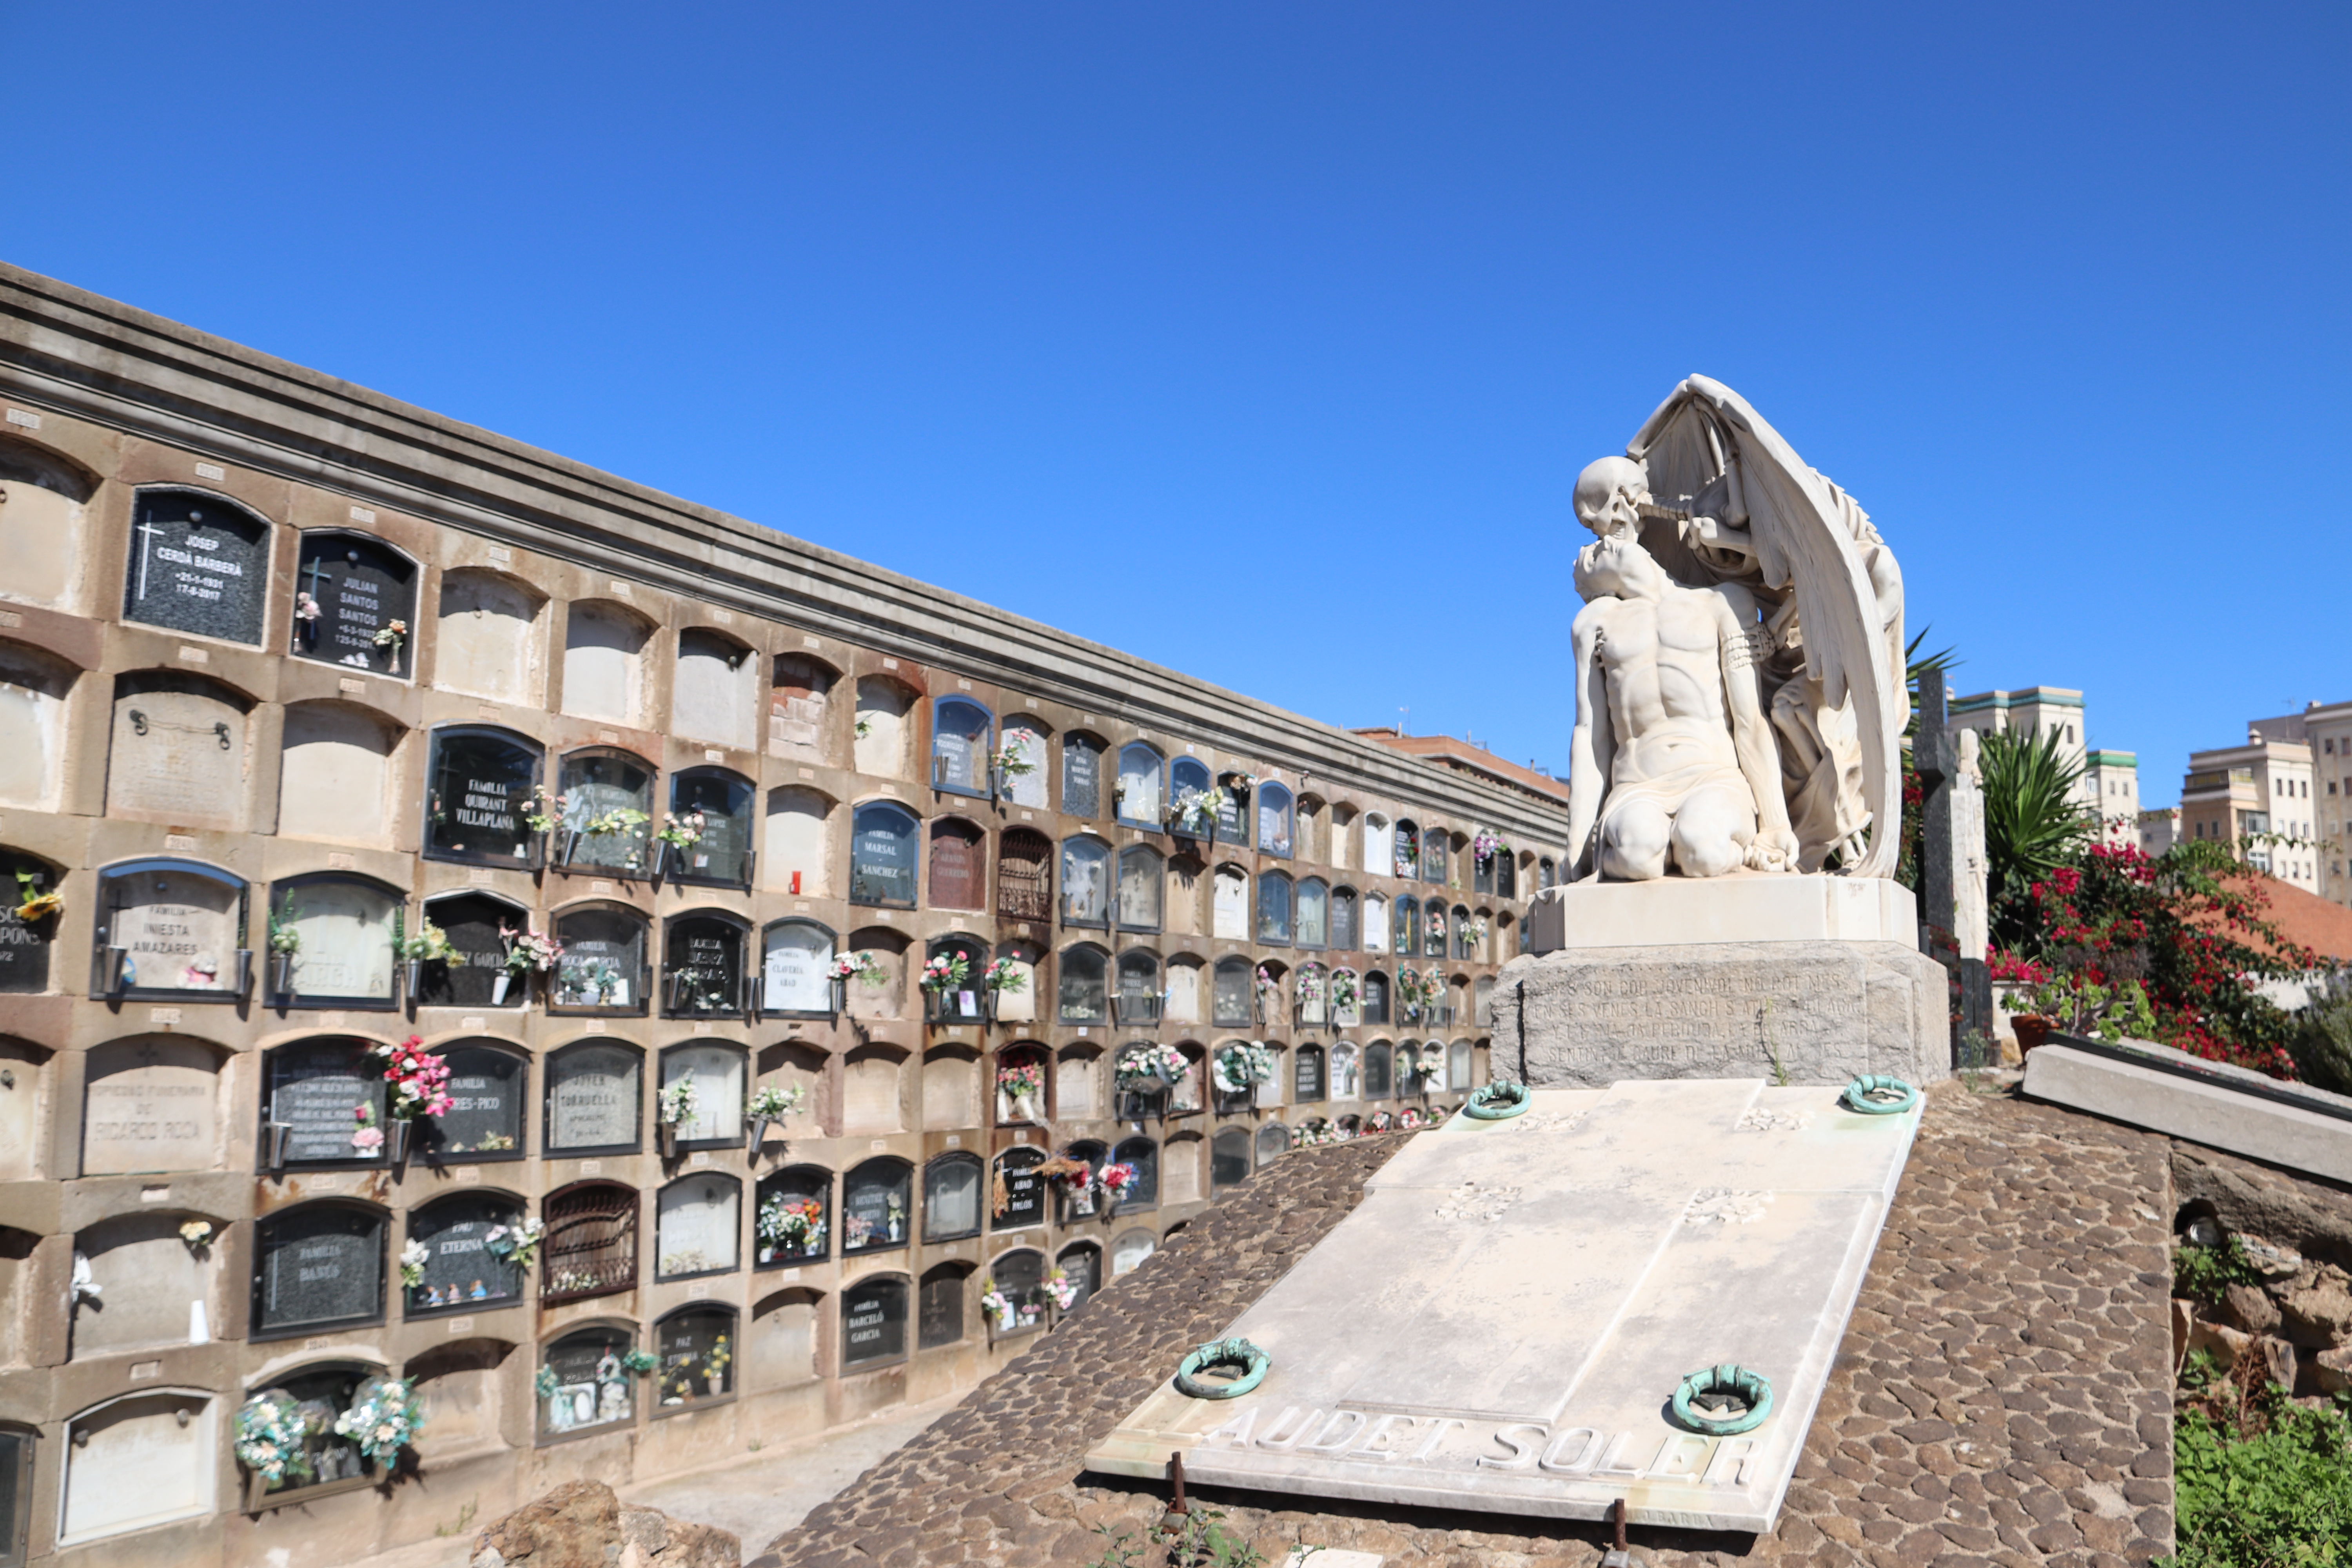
[1490, 940, 1951, 1090]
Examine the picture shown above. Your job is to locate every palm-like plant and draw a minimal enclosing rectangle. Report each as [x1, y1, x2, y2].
[1982, 726, 2092, 949]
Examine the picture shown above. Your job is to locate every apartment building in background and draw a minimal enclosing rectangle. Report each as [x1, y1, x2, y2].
[2250, 701, 2352, 907]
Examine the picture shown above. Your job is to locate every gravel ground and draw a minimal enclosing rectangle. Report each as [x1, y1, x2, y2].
[755, 1083, 2176, 1568]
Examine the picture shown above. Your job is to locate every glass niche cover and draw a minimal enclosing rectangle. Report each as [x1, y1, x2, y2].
[93, 860, 246, 999]
[404, 1195, 525, 1314]
[661, 915, 746, 1018]
[265, 1038, 389, 1167]
[653, 1307, 735, 1409]
[425, 1044, 526, 1158]
[665, 769, 754, 886]
[658, 1045, 744, 1147]
[540, 1326, 636, 1437]
[550, 907, 648, 1013]
[655, 1176, 740, 1280]
[841, 1161, 910, 1253]
[269, 877, 399, 1006]
[555, 751, 657, 876]
[291, 532, 419, 677]
[424, 728, 542, 867]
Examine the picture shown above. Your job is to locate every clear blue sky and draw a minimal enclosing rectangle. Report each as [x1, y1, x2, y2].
[8, 4, 2345, 805]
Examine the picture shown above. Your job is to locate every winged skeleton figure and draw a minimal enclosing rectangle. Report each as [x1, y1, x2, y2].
[1566, 377, 1906, 881]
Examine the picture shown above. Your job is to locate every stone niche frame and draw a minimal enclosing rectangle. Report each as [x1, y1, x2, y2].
[249, 1200, 389, 1341]
[266, 870, 403, 1011]
[542, 1040, 645, 1159]
[415, 890, 531, 1011]
[421, 724, 546, 871]
[423, 1038, 529, 1162]
[650, 1303, 739, 1416]
[289, 528, 422, 681]
[121, 486, 274, 649]
[89, 857, 250, 1003]
[929, 694, 994, 800]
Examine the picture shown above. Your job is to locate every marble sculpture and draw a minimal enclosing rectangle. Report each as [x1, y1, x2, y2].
[1566, 377, 1906, 881]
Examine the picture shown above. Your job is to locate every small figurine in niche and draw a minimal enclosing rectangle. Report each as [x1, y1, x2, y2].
[469, 1279, 487, 1300]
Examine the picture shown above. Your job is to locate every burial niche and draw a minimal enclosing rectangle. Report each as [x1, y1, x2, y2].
[928, 817, 986, 913]
[661, 912, 748, 1019]
[404, 1192, 525, 1315]
[1211, 864, 1247, 938]
[1211, 957, 1252, 1028]
[992, 1146, 1047, 1232]
[426, 1042, 527, 1158]
[840, 1274, 909, 1369]
[0, 642, 72, 810]
[667, 767, 755, 887]
[1116, 845, 1162, 931]
[1057, 944, 1107, 1024]
[852, 676, 914, 778]
[106, 671, 251, 828]
[1114, 950, 1161, 1025]
[1061, 732, 1104, 818]
[544, 1042, 643, 1156]
[251, 1201, 387, 1337]
[0, 849, 56, 994]
[750, 1289, 820, 1388]
[760, 918, 835, 1015]
[998, 718, 1049, 808]
[122, 488, 271, 645]
[849, 800, 918, 907]
[672, 628, 757, 751]
[922, 1152, 982, 1242]
[561, 601, 649, 726]
[413, 892, 527, 1009]
[550, 904, 649, 1014]
[1298, 879, 1328, 949]
[555, 748, 656, 876]
[71, 1211, 216, 1360]
[539, 1324, 637, 1437]
[540, 1182, 639, 1303]
[1109, 1230, 1156, 1278]
[1112, 1136, 1159, 1208]
[659, 1043, 746, 1148]
[931, 696, 992, 797]
[292, 531, 419, 676]
[989, 1248, 1048, 1332]
[434, 568, 544, 704]
[755, 1166, 831, 1266]
[263, 1038, 387, 1168]
[58, 1392, 214, 1546]
[655, 1174, 741, 1280]
[278, 702, 395, 843]
[1169, 757, 1212, 842]
[764, 786, 831, 896]
[1258, 782, 1294, 857]
[1211, 1127, 1252, 1191]
[1115, 743, 1163, 827]
[1056, 1243, 1102, 1312]
[653, 1305, 736, 1409]
[918, 1263, 969, 1350]
[268, 873, 399, 1007]
[768, 652, 837, 762]
[81, 1036, 222, 1176]
[1257, 871, 1293, 945]
[842, 1158, 911, 1254]
[424, 726, 543, 867]
[0, 432, 93, 610]
[1060, 835, 1109, 926]
[1256, 1122, 1291, 1165]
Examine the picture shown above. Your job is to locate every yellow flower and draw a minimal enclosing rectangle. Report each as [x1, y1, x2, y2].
[15, 893, 61, 922]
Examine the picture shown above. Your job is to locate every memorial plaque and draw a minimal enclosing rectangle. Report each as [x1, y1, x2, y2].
[933, 699, 987, 793]
[660, 1044, 745, 1145]
[999, 722, 1048, 809]
[107, 675, 249, 824]
[1112, 1139, 1158, 1207]
[669, 770, 753, 886]
[655, 1308, 735, 1404]
[841, 1276, 907, 1367]
[921, 1156, 981, 1241]
[414, 894, 523, 1009]
[425, 730, 541, 865]
[1087, 1081, 1921, 1531]
[122, 490, 270, 644]
[1062, 735, 1102, 818]
[849, 805, 916, 906]
[255, 1205, 385, 1334]
[82, 1038, 219, 1174]
[1058, 1246, 1100, 1310]
[761, 921, 833, 1013]
[546, 1044, 641, 1152]
[1210, 1128, 1252, 1188]
[292, 533, 418, 675]
[541, 1328, 635, 1434]
[842, 1162, 909, 1252]
[267, 1040, 385, 1165]
[406, 1198, 523, 1313]
[429, 1044, 525, 1157]
[995, 1148, 1047, 1231]
[1216, 790, 1245, 846]
[558, 751, 655, 875]
[552, 908, 647, 1011]
[0, 851, 53, 993]
[1062, 839, 1107, 925]
[663, 916, 744, 1017]
[992, 1248, 1047, 1329]
[280, 878, 397, 1002]
[655, 1177, 740, 1278]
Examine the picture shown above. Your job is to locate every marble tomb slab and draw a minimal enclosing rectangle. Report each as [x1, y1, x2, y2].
[1085, 1078, 1920, 1531]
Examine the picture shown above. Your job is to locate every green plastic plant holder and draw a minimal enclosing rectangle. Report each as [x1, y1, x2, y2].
[1673, 1363, 1774, 1435]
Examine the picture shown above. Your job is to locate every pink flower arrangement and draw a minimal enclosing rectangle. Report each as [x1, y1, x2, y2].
[1097, 1161, 1137, 1195]
[351, 1105, 385, 1152]
[372, 1034, 454, 1121]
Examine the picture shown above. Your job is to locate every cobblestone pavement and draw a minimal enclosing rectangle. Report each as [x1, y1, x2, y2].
[758, 1084, 2175, 1568]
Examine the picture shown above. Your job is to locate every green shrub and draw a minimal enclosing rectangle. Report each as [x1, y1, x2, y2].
[2171, 1399, 2352, 1567]
[2174, 1239, 2262, 1307]
[2291, 990, 2352, 1096]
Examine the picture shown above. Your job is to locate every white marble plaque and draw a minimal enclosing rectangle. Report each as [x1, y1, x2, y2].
[1086, 1079, 1919, 1531]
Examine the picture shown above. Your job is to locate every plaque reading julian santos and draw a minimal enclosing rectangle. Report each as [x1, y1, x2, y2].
[292, 531, 419, 677]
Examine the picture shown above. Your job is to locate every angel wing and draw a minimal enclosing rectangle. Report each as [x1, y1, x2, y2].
[1627, 376, 1906, 879]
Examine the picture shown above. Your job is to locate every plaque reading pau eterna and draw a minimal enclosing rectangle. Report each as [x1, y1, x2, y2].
[1085, 1080, 1921, 1532]
[293, 532, 418, 676]
[123, 490, 272, 645]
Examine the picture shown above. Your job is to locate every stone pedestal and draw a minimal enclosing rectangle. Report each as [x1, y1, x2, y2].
[1491, 937, 1951, 1090]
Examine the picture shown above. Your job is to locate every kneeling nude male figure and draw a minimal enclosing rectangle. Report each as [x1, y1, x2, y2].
[1564, 468, 1798, 881]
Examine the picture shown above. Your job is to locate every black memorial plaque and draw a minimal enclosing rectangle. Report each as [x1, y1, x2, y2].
[841, 1277, 907, 1367]
[842, 1164, 908, 1252]
[293, 533, 418, 676]
[429, 1045, 525, 1157]
[996, 1150, 1046, 1230]
[849, 809, 916, 907]
[267, 1042, 385, 1165]
[414, 894, 521, 1009]
[407, 1200, 523, 1313]
[663, 917, 743, 1017]
[255, 1206, 385, 1334]
[426, 731, 539, 866]
[1062, 737, 1102, 818]
[670, 772, 753, 886]
[552, 909, 647, 1012]
[546, 1044, 640, 1152]
[918, 1272, 964, 1348]
[123, 491, 270, 645]
[0, 853, 54, 994]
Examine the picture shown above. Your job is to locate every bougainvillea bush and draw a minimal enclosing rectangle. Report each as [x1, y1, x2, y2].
[1999, 839, 2326, 1077]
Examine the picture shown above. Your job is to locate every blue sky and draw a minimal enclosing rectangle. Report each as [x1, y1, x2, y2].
[7, 4, 2346, 804]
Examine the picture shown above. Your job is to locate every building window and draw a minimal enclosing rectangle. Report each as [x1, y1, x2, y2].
[1062, 733, 1105, 818]
[539, 1325, 637, 1438]
[1257, 871, 1293, 945]
[755, 1165, 832, 1265]
[263, 1038, 388, 1169]
[1116, 743, 1165, 828]
[849, 801, 920, 907]
[1117, 845, 1164, 931]
[550, 904, 650, 1014]
[841, 1275, 910, 1368]
[931, 697, 994, 797]
[544, 1042, 644, 1156]
[655, 1174, 741, 1280]
[405, 1193, 526, 1315]
[1058, 944, 1108, 1024]
[553, 749, 657, 876]
[1061, 835, 1110, 926]
[661, 911, 750, 1018]
[760, 918, 837, 1015]
[843, 1158, 912, 1253]
[658, 1043, 746, 1148]
[998, 827, 1053, 921]
[91, 858, 248, 1001]
[666, 767, 755, 887]
[1257, 782, 1294, 857]
[541, 1181, 640, 1303]
[250, 1202, 387, 1337]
